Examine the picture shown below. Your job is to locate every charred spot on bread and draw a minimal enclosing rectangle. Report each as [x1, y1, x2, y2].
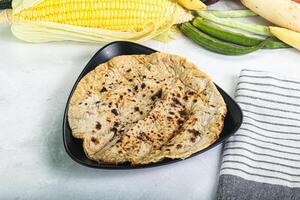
[95, 122, 102, 130]
[141, 83, 146, 89]
[100, 87, 107, 93]
[151, 89, 163, 101]
[111, 108, 119, 116]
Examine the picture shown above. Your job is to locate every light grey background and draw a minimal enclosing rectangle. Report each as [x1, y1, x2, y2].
[1, 1, 300, 199]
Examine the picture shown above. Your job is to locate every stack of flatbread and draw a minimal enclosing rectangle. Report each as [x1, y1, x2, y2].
[68, 52, 227, 165]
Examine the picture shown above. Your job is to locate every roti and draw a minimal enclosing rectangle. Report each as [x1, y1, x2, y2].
[68, 52, 227, 165]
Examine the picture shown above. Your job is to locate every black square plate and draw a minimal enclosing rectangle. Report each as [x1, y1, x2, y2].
[63, 41, 243, 169]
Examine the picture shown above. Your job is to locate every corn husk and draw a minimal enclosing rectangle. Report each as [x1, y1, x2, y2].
[0, 0, 197, 43]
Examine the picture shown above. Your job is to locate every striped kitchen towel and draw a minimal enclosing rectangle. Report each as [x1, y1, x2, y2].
[217, 69, 300, 200]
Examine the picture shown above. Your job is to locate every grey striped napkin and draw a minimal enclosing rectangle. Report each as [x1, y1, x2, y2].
[217, 69, 300, 200]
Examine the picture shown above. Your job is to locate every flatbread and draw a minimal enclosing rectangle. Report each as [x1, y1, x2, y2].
[68, 52, 227, 165]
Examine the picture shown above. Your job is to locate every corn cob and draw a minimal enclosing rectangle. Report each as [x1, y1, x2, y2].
[0, 0, 206, 43]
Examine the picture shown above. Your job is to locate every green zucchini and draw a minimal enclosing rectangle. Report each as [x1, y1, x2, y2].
[196, 11, 272, 36]
[179, 22, 269, 55]
[192, 17, 290, 49]
[204, 10, 257, 18]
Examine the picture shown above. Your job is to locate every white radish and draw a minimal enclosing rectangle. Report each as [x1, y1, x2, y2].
[241, 0, 300, 32]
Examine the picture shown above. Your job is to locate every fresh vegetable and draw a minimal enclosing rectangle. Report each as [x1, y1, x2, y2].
[270, 27, 300, 51]
[192, 17, 290, 49]
[241, 0, 300, 32]
[178, 0, 206, 11]
[180, 7, 295, 54]
[180, 22, 269, 55]
[197, 11, 272, 36]
[204, 10, 257, 18]
[0, 0, 202, 43]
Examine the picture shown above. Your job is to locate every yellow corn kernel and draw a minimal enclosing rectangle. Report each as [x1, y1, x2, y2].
[13, 0, 177, 31]
[1, 0, 200, 43]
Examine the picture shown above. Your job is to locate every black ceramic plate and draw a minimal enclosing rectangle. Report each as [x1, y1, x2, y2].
[63, 41, 243, 169]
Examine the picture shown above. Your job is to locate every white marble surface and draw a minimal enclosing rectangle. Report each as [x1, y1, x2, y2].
[1, 1, 300, 200]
